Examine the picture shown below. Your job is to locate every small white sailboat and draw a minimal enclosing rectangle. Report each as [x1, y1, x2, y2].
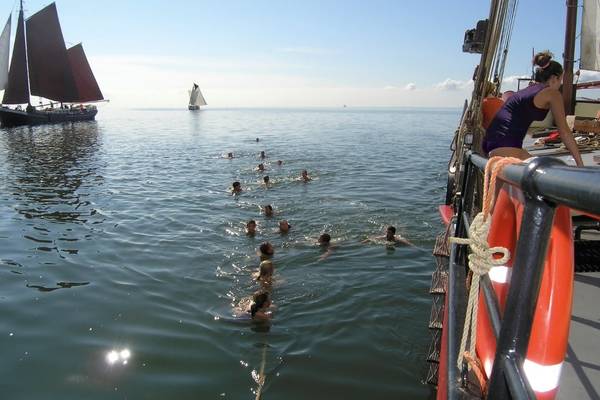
[188, 83, 206, 110]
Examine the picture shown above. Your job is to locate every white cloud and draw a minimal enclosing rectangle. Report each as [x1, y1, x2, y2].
[435, 78, 472, 91]
[404, 83, 417, 91]
[499, 75, 530, 91]
[579, 70, 600, 82]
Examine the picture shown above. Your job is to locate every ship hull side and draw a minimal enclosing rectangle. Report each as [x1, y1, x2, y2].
[0, 107, 98, 127]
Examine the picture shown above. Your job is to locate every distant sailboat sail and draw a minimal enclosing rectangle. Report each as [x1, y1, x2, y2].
[189, 83, 200, 106]
[188, 83, 207, 109]
[196, 87, 207, 106]
[581, 0, 600, 71]
[0, 15, 10, 90]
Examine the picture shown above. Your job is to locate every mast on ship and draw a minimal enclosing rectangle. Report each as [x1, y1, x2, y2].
[2, 1, 104, 108]
[563, 0, 578, 115]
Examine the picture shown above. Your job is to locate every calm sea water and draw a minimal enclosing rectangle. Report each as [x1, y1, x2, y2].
[0, 107, 457, 399]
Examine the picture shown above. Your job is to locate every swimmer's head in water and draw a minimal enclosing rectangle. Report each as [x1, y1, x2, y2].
[227, 152, 233, 158]
[386, 226, 396, 241]
[264, 205, 274, 217]
[251, 290, 271, 317]
[279, 220, 291, 233]
[256, 260, 274, 281]
[277, 160, 283, 165]
[246, 220, 257, 235]
[263, 175, 270, 184]
[258, 163, 265, 171]
[259, 242, 274, 257]
[260, 151, 266, 158]
[256, 138, 260, 142]
[318, 233, 331, 245]
[232, 181, 242, 192]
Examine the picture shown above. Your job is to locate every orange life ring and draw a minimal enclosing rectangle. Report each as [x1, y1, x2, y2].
[476, 184, 574, 399]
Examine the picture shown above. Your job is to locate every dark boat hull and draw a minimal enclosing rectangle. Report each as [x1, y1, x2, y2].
[188, 105, 200, 110]
[0, 106, 98, 127]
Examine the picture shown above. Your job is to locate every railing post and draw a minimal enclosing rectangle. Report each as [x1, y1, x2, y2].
[486, 158, 561, 399]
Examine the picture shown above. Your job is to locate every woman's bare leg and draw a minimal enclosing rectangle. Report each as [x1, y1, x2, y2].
[487, 147, 531, 214]
[489, 147, 532, 160]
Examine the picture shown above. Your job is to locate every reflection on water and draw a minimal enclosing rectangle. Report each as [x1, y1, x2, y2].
[4, 122, 103, 223]
[26, 281, 90, 292]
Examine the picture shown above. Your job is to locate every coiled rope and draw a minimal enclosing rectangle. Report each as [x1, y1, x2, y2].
[449, 156, 522, 375]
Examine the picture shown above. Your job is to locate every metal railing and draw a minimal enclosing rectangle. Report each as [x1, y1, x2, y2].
[445, 152, 600, 399]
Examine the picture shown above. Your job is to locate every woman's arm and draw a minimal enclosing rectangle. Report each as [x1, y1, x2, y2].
[547, 90, 584, 166]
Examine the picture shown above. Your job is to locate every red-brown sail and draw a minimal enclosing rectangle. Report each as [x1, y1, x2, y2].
[26, 2, 78, 102]
[67, 44, 104, 102]
[2, 9, 29, 104]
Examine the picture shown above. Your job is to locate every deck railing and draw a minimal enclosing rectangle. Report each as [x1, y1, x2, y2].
[446, 152, 600, 399]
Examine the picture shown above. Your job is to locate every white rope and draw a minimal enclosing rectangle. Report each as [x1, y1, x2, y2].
[255, 343, 268, 400]
[450, 212, 510, 370]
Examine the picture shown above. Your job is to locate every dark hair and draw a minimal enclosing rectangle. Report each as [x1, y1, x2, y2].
[250, 290, 270, 317]
[259, 242, 274, 256]
[319, 233, 331, 244]
[247, 219, 256, 225]
[265, 205, 273, 212]
[263, 176, 270, 183]
[533, 51, 563, 83]
[387, 226, 396, 234]
[233, 181, 241, 187]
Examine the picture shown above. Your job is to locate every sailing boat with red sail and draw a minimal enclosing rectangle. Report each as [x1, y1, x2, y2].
[0, 1, 104, 127]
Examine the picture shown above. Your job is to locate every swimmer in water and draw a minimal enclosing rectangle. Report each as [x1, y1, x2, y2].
[246, 220, 257, 236]
[277, 160, 283, 166]
[258, 241, 274, 261]
[231, 181, 243, 194]
[257, 163, 265, 172]
[363, 226, 412, 246]
[279, 220, 291, 234]
[260, 151, 266, 159]
[300, 169, 312, 182]
[263, 176, 270, 186]
[249, 290, 272, 321]
[255, 260, 274, 284]
[256, 138, 260, 142]
[318, 233, 331, 246]
[263, 204, 274, 217]
[318, 233, 334, 260]
[227, 152, 234, 159]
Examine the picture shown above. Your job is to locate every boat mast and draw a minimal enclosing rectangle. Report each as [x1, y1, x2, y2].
[563, 0, 577, 114]
[19, 0, 31, 106]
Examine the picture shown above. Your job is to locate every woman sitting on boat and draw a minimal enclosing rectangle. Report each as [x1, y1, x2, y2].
[483, 51, 583, 166]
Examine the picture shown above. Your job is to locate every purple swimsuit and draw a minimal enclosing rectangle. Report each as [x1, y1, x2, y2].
[483, 83, 550, 154]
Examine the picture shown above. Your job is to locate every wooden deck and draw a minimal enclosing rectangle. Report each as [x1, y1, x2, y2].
[557, 271, 600, 400]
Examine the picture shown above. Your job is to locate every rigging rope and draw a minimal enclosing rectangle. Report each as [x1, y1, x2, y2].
[449, 157, 521, 373]
[255, 343, 268, 400]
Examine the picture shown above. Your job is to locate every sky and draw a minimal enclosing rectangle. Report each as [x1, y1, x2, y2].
[3, 0, 600, 108]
